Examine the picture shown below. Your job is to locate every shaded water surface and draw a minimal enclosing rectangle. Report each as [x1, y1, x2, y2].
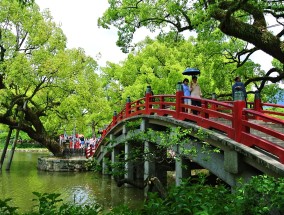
[0, 151, 144, 213]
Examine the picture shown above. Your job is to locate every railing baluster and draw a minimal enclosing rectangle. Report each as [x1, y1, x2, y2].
[126, 96, 131, 117]
[93, 91, 284, 164]
[175, 82, 183, 119]
[145, 86, 152, 114]
[233, 92, 246, 141]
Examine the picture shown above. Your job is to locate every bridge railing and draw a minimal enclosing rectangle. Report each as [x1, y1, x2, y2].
[241, 109, 284, 162]
[95, 88, 284, 164]
[85, 146, 96, 159]
[261, 103, 284, 118]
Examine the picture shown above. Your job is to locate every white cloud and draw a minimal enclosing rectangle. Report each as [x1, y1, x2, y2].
[35, 0, 274, 71]
[250, 51, 273, 71]
[35, 0, 127, 66]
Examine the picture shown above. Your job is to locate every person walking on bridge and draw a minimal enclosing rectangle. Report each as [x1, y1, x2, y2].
[182, 78, 191, 113]
[190, 75, 202, 115]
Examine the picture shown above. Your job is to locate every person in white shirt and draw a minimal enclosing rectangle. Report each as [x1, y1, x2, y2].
[190, 76, 202, 115]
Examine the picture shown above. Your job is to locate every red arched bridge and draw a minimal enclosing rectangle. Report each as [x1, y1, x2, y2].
[88, 85, 284, 187]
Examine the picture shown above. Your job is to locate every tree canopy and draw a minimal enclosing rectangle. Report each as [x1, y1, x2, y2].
[101, 32, 283, 102]
[99, 0, 284, 91]
[0, 0, 110, 155]
[1, 0, 284, 156]
[102, 36, 244, 101]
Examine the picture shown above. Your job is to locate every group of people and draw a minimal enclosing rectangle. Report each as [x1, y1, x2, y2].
[182, 75, 202, 114]
[79, 136, 100, 149]
[182, 75, 247, 114]
[59, 134, 100, 149]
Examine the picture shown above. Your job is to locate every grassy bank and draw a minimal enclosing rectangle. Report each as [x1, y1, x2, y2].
[0, 142, 48, 152]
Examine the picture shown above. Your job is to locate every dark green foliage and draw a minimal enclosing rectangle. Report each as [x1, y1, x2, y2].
[27, 192, 101, 215]
[105, 205, 141, 215]
[143, 176, 231, 215]
[31, 192, 63, 215]
[0, 130, 35, 148]
[16, 142, 43, 149]
[53, 204, 101, 215]
[140, 175, 284, 215]
[231, 176, 284, 215]
[0, 142, 43, 150]
[0, 175, 284, 214]
[17, 0, 34, 5]
[0, 198, 19, 215]
[84, 158, 98, 171]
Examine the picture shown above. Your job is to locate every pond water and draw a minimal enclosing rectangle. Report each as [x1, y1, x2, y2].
[0, 151, 144, 213]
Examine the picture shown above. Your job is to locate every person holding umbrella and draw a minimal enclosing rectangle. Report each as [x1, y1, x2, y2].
[182, 68, 201, 114]
[190, 75, 202, 115]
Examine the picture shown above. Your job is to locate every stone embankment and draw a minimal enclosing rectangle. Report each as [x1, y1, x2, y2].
[38, 156, 91, 172]
[1, 148, 91, 172]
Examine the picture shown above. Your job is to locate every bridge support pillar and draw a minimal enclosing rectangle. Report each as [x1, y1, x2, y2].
[144, 141, 156, 180]
[174, 144, 191, 186]
[102, 154, 110, 175]
[144, 141, 167, 195]
[111, 144, 120, 179]
[175, 158, 191, 186]
[125, 141, 134, 182]
[141, 119, 153, 182]
[156, 148, 168, 187]
[140, 118, 149, 131]
[224, 149, 240, 174]
[135, 144, 145, 181]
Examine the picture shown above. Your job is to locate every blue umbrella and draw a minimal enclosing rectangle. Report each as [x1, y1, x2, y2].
[182, 68, 200, 76]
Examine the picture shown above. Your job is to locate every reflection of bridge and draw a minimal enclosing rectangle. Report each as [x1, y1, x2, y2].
[91, 85, 284, 188]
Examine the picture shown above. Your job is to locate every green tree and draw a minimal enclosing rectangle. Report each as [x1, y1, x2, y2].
[101, 36, 260, 101]
[99, 0, 284, 93]
[0, 1, 110, 155]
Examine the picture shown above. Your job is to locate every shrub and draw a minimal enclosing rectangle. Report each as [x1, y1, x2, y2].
[1, 175, 284, 214]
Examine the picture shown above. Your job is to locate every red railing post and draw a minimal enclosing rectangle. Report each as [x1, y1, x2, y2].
[112, 111, 117, 127]
[125, 96, 131, 117]
[159, 95, 165, 109]
[200, 100, 209, 119]
[233, 91, 246, 142]
[102, 129, 106, 137]
[253, 91, 262, 119]
[211, 93, 217, 118]
[145, 85, 152, 114]
[176, 82, 184, 119]
[136, 101, 140, 112]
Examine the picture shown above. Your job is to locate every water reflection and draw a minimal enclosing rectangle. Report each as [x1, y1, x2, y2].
[0, 151, 144, 213]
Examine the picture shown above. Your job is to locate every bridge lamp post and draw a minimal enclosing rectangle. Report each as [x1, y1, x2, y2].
[175, 81, 184, 117]
[233, 90, 246, 142]
[111, 110, 118, 128]
[146, 85, 152, 94]
[126, 96, 131, 103]
[145, 86, 153, 113]
[234, 91, 245, 101]
[176, 81, 183, 92]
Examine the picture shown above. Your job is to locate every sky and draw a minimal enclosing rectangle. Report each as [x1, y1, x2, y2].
[35, 0, 273, 70]
[35, 0, 129, 67]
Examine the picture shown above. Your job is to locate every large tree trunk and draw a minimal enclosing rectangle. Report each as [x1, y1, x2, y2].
[212, 4, 284, 64]
[0, 104, 64, 156]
